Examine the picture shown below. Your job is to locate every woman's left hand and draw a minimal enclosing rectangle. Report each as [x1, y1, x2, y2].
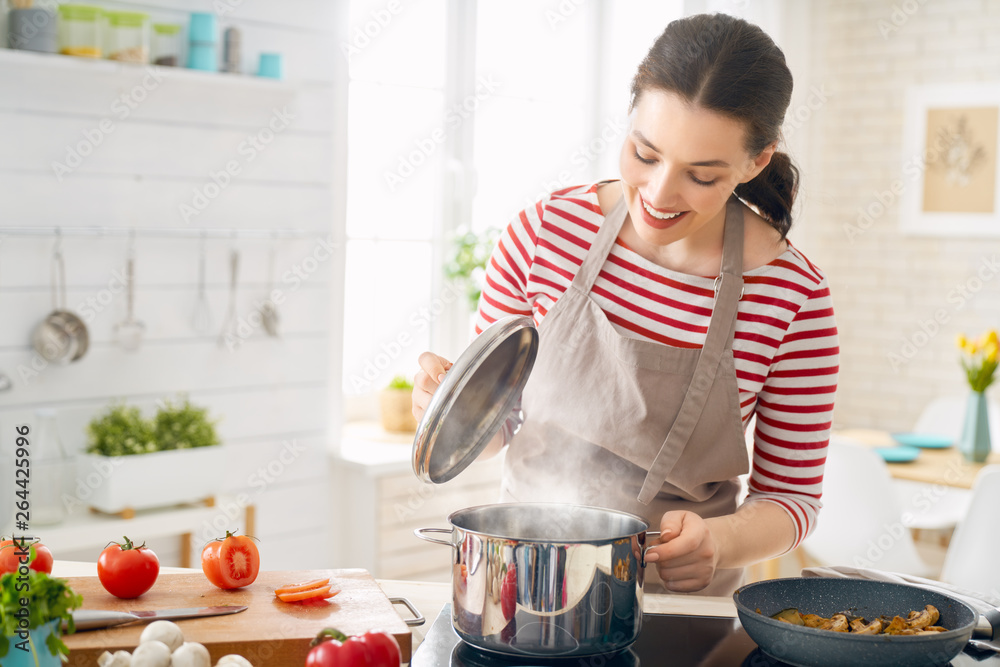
[644, 510, 719, 592]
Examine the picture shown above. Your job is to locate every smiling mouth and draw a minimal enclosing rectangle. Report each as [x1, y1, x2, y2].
[642, 200, 686, 220]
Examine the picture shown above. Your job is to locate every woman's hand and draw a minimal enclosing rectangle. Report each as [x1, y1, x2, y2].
[645, 511, 719, 592]
[412, 351, 453, 421]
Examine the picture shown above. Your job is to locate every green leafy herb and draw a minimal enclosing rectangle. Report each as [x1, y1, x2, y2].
[444, 227, 501, 312]
[85, 397, 221, 456]
[86, 403, 156, 456]
[0, 570, 82, 659]
[387, 375, 414, 391]
[153, 397, 221, 450]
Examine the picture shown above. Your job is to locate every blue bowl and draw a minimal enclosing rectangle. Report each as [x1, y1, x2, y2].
[891, 432, 953, 449]
[875, 445, 921, 463]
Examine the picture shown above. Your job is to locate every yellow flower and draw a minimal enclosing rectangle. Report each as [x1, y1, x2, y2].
[956, 333, 968, 351]
[989, 330, 999, 346]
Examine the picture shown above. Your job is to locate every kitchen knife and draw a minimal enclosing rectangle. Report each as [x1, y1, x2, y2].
[67, 605, 248, 631]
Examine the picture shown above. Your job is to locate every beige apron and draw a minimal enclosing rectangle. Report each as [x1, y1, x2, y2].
[501, 191, 750, 596]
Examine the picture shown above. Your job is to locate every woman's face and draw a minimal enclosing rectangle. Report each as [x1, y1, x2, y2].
[619, 89, 774, 248]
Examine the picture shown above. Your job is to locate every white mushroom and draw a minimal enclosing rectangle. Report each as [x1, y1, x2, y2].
[98, 650, 133, 667]
[140, 621, 185, 653]
[215, 656, 253, 667]
[131, 640, 172, 667]
[171, 642, 211, 667]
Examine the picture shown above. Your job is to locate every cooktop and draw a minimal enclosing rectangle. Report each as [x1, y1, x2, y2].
[411, 604, 1000, 666]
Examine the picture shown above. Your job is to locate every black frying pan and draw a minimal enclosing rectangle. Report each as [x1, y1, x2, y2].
[734, 577, 1000, 667]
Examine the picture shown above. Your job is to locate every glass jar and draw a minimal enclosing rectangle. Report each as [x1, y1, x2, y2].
[57, 4, 102, 58]
[104, 10, 150, 64]
[32, 408, 73, 526]
[151, 23, 183, 67]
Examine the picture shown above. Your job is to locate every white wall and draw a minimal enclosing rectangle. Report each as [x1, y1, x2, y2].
[802, 0, 1000, 432]
[0, 0, 347, 570]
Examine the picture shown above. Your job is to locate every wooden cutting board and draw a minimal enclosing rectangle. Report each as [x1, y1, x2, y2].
[62, 569, 413, 666]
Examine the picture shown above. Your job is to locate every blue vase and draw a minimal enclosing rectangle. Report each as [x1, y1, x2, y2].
[958, 391, 992, 463]
[2, 619, 62, 666]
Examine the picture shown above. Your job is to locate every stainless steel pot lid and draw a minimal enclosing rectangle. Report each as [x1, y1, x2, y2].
[412, 315, 538, 484]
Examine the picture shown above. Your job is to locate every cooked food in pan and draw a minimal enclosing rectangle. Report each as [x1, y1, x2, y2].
[765, 604, 947, 635]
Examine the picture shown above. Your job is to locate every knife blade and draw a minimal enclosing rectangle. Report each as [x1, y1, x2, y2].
[68, 605, 248, 632]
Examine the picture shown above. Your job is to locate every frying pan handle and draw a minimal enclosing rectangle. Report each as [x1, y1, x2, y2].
[389, 597, 425, 627]
[641, 530, 661, 567]
[974, 607, 1000, 641]
[413, 527, 453, 547]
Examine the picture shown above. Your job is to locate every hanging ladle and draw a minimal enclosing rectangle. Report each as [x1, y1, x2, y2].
[259, 239, 280, 338]
[114, 230, 145, 351]
[192, 232, 212, 335]
[218, 245, 240, 348]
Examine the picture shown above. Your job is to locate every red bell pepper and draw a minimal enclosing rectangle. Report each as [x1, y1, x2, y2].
[305, 627, 401, 667]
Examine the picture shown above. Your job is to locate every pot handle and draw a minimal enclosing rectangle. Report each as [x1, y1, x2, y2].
[974, 607, 1000, 641]
[641, 531, 662, 568]
[413, 527, 453, 547]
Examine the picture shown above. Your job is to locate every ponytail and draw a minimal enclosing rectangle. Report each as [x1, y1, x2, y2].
[734, 151, 798, 239]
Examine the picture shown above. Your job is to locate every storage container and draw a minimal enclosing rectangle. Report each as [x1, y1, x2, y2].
[104, 10, 150, 63]
[7, 8, 58, 53]
[152, 23, 183, 66]
[187, 12, 218, 71]
[57, 4, 102, 58]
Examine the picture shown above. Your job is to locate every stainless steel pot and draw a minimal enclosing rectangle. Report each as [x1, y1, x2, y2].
[415, 502, 658, 658]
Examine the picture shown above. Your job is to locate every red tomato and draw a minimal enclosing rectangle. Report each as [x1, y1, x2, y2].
[305, 628, 401, 667]
[97, 536, 159, 599]
[0, 538, 53, 575]
[201, 531, 260, 590]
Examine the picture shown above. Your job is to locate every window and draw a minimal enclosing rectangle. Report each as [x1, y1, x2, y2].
[342, 0, 684, 407]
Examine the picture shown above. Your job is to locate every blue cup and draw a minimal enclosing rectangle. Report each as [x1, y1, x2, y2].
[257, 53, 283, 80]
[188, 43, 217, 71]
[188, 12, 217, 43]
[3, 619, 62, 666]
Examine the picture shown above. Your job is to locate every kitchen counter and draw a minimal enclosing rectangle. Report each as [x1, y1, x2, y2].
[52, 561, 737, 662]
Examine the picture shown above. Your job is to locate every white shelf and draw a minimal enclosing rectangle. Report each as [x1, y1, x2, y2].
[0, 47, 319, 91]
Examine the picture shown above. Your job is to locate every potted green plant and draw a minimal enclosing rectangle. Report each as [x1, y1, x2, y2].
[444, 227, 501, 313]
[0, 570, 82, 666]
[380, 375, 418, 433]
[76, 397, 224, 515]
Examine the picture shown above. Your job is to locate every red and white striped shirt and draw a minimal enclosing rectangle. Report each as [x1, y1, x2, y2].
[475, 183, 839, 548]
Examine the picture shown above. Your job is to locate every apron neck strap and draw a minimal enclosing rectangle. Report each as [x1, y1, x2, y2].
[573, 191, 629, 291]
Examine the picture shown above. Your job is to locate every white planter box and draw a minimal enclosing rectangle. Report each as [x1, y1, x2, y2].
[77, 446, 226, 514]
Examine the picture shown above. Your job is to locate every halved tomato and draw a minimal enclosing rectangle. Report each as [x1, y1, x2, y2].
[201, 531, 260, 590]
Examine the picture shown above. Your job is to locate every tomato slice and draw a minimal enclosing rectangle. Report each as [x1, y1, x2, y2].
[274, 578, 331, 596]
[216, 535, 260, 589]
[276, 585, 339, 602]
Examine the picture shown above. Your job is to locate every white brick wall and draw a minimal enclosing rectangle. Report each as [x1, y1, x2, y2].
[797, 0, 1000, 432]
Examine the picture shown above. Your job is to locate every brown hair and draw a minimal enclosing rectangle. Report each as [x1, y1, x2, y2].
[630, 13, 798, 237]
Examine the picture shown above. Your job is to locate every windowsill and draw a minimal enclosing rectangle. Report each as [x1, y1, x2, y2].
[332, 419, 415, 474]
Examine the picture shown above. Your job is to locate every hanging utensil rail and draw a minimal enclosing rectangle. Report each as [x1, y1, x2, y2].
[0, 227, 313, 239]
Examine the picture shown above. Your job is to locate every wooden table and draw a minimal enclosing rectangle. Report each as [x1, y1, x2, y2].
[51, 562, 736, 664]
[834, 428, 999, 489]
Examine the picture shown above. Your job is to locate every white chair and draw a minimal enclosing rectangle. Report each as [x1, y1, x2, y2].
[800, 437, 933, 577]
[939, 465, 1000, 595]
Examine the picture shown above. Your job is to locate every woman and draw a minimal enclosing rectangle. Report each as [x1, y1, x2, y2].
[413, 13, 838, 596]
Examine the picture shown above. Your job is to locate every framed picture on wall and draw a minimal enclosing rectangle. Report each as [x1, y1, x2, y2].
[900, 83, 1000, 237]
